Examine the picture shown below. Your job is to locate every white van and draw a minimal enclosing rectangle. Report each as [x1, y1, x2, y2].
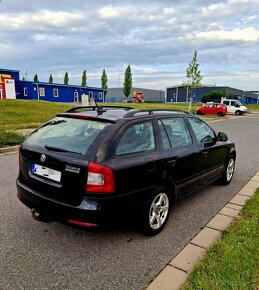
[222, 99, 247, 115]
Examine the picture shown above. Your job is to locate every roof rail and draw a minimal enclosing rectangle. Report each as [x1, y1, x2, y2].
[66, 105, 133, 115]
[123, 109, 192, 118]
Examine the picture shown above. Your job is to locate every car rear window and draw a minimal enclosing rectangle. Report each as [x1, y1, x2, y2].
[24, 117, 110, 155]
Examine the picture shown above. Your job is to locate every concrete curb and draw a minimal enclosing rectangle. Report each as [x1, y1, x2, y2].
[146, 172, 259, 290]
[0, 145, 19, 155]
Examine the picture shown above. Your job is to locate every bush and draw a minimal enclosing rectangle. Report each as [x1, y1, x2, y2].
[201, 90, 224, 103]
[0, 130, 25, 146]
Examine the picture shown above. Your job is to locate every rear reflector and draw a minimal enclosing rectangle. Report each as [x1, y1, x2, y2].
[67, 219, 97, 227]
[86, 162, 115, 193]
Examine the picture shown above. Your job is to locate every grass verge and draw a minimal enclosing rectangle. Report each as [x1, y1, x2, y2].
[182, 189, 259, 290]
[0, 99, 72, 130]
[0, 130, 25, 147]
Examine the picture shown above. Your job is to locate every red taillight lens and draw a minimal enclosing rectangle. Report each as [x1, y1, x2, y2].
[86, 162, 115, 193]
[67, 219, 97, 227]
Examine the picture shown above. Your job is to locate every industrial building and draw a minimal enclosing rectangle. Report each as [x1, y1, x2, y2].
[166, 84, 259, 104]
[106, 87, 165, 103]
[0, 68, 105, 103]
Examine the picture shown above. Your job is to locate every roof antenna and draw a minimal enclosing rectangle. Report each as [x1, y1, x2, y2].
[90, 94, 105, 115]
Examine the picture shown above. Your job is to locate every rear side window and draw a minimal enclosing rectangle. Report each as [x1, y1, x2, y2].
[223, 100, 229, 105]
[25, 117, 110, 155]
[115, 121, 155, 155]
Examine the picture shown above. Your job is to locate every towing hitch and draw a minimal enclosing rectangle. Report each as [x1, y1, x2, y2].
[31, 209, 54, 223]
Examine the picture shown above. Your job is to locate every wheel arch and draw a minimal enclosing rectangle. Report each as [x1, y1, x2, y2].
[160, 179, 177, 206]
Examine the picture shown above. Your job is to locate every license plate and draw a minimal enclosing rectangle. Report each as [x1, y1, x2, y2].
[31, 163, 61, 182]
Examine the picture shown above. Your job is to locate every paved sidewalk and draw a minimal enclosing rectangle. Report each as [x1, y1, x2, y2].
[147, 172, 259, 290]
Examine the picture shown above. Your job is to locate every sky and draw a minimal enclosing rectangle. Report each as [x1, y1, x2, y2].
[0, 0, 259, 91]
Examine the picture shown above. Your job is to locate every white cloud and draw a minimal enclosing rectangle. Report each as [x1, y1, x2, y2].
[0, 10, 84, 29]
[98, 6, 119, 19]
[196, 27, 259, 41]
[33, 34, 64, 41]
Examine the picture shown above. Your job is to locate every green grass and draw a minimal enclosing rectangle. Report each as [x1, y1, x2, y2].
[246, 104, 259, 111]
[0, 99, 256, 146]
[182, 189, 259, 290]
[0, 100, 201, 131]
[0, 130, 25, 147]
[0, 99, 72, 130]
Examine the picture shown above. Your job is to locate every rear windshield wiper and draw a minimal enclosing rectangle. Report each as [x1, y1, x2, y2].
[44, 144, 82, 155]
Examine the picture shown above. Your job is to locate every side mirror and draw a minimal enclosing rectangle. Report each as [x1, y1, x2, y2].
[201, 135, 217, 147]
[217, 132, 228, 142]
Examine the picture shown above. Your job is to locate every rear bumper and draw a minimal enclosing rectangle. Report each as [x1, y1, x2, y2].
[16, 180, 125, 225]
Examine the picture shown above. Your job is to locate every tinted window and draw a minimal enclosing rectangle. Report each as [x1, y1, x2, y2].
[223, 100, 229, 105]
[25, 117, 110, 155]
[158, 120, 171, 149]
[116, 121, 155, 155]
[188, 118, 215, 143]
[159, 118, 192, 148]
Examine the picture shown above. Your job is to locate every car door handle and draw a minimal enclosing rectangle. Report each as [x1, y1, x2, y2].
[166, 159, 177, 167]
[144, 159, 156, 172]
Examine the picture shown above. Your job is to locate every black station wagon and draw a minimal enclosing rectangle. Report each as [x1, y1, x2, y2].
[17, 106, 236, 235]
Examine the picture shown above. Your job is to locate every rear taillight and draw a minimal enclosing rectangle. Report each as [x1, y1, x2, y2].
[86, 162, 115, 193]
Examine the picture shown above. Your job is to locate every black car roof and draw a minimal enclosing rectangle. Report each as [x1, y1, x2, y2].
[57, 105, 193, 122]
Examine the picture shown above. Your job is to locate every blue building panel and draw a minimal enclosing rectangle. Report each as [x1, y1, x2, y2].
[0, 68, 20, 82]
[166, 85, 258, 104]
[16, 81, 105, 103]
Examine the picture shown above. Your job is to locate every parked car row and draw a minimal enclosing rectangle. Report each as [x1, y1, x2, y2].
[196, 100, 247, 116]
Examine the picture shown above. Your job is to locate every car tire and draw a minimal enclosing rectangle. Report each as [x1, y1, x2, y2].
[235, 110, 241, 115]
[217, 112, 223, 117]
[219, 156, 235, 185]
[140, 187, 171, 236]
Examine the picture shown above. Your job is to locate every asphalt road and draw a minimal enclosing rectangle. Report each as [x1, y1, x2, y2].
[1, 115, 259, 290]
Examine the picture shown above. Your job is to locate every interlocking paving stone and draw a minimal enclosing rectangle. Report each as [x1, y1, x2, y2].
[225, 203, 243, 211]
[251, 175, 259, 182]
[191, 227, 222, 249]
[170, 244, 206, 273]
[230, 194, 250, 206]
[219, 207, 240, 218]
[146, 266, 188, 290]
[206, 214, 234, 231]
[245, 180, 259, 189]
[238, 187, 256, 197]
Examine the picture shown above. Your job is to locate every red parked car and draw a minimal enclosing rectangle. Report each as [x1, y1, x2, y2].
[196, 103, 227, 117]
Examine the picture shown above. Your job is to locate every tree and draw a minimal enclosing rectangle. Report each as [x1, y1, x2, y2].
[49, 74, 53, 83]
[201, 90, 224, 103]
[101, 69, 108, 95]
[64, 72, 69, 85]
[81, 70, 87, 86]
[123, 65, 132, 102]
[184, 51, 203, 110]
[33, 74, 39, 83]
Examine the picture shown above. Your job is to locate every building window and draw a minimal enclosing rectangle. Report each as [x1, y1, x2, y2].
[74, 91, 79, 102]
[99, 92, 103, 101]
[53, 89, 58, 98]
[24, 87, 28, 96]
[39, 88, 45, 97]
